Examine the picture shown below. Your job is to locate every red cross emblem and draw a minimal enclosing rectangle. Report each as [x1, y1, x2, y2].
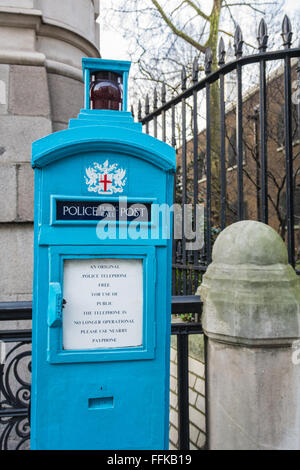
[99, 174, 112, 192]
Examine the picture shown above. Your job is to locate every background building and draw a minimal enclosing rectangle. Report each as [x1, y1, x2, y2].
[176, 60, 300, 265]
[0, 0, 100, 302]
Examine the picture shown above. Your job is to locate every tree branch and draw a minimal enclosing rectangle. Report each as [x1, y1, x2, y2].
[171, 0, 187, 15]
[222, 1, 277, 14]
[183, 0, 210, 21]
[151, 0, 206, 53]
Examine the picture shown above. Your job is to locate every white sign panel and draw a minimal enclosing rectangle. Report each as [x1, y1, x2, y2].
[63, 258, 143, 350]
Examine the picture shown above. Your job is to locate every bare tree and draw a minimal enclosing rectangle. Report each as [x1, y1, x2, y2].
[102, 0, 284, 97]
[102, 0, 285, 219]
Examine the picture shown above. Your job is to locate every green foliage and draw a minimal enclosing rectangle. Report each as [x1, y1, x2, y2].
[179, 313, 194, 322]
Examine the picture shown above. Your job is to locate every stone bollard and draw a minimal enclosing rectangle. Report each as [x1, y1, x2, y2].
[198, 220, 300, 450]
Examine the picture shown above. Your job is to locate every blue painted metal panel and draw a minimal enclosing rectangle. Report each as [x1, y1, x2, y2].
[30, 59, 175, 450]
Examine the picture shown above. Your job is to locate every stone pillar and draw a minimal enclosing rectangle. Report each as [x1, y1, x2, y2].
[199, 220, 300, 450]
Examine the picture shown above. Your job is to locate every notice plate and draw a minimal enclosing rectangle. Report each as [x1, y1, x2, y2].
[63, 258, 143, 350]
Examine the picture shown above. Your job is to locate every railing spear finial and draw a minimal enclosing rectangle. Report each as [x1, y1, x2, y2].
[153, 87, 158, 110]
[161, 82, 166, 105]
[282, 15, 293, 48]
[130, 104, 134, 119]
[218, 37, 226, 66]
[234, 24, 243, 59]
[192, 56, 198, 84]
[181, 66, 187, 91]
[204, 47, 212, 75]
[145, 94, 150, 115]
[257, 18, 268, 52]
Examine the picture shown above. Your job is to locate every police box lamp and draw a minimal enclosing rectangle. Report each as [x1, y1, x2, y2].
[83, 58, 129, 112]
[30, 57, 176, 450]
[90, 71, 122, 111]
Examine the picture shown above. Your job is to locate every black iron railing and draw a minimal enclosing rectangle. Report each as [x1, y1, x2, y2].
[0, 298, 203, 450]
[171, 296, 203, 450]
[136, 15, 300, 293]
[0, 302, 31, 450]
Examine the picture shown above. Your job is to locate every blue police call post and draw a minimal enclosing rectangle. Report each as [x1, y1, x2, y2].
[30, 58, 176, 450]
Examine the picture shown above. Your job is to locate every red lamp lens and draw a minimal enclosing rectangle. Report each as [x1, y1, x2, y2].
[90, 71, 123, 110]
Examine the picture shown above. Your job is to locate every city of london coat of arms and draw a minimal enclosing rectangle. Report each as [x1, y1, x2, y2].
[84, 160, 127, 195]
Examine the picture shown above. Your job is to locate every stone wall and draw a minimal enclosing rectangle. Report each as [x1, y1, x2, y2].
[169, 346, 206, 450]
[0, 1, 100, 301]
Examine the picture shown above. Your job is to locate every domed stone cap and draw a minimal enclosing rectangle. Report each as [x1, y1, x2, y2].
[212, 220, 288, 266]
